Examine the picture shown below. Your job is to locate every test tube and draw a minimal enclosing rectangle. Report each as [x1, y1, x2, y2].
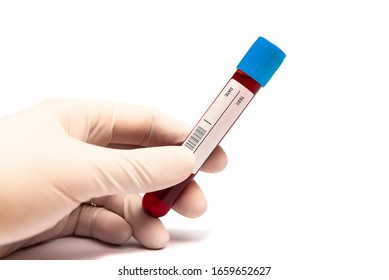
[142, 37, 286, 218]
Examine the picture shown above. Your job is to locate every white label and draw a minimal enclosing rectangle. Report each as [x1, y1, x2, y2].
[183, 78, 255, 173]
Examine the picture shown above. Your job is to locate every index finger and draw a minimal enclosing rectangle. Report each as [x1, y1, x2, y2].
[36, 98, 227, 173]
[36, 98, 190, 147]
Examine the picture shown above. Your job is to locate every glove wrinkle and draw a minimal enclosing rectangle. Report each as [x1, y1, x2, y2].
[139, 109, 158, 147]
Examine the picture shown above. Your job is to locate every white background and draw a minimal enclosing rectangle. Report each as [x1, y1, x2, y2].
[1, 0, 388, 279]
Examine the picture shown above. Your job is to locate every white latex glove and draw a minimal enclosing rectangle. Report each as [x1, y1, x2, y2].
[0, 99, 227, 258]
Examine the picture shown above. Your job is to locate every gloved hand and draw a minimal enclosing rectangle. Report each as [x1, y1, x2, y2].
[0, 99, 227, 258]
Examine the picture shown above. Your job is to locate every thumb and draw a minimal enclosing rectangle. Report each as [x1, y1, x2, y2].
[55, 141, 195, 202]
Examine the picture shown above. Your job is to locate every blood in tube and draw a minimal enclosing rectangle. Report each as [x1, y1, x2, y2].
[142, 37, 286, 218]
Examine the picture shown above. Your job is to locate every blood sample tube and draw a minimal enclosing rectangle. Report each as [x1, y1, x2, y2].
[142, 37, 286, 218]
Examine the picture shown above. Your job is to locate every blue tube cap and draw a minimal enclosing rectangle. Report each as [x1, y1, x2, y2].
[237, 37, 286, 87]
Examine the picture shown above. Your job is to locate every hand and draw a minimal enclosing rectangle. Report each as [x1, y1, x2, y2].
[0, 99, 227, 258]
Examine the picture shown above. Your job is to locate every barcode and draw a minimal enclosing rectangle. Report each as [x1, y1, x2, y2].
[184, 126, 207, 151]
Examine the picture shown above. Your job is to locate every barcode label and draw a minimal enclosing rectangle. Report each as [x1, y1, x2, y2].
[183, 79, 254, 174]
[184, 126, 207, 151]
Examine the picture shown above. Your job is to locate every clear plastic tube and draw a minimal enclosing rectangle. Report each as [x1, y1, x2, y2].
[142, 37, 286, 217]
